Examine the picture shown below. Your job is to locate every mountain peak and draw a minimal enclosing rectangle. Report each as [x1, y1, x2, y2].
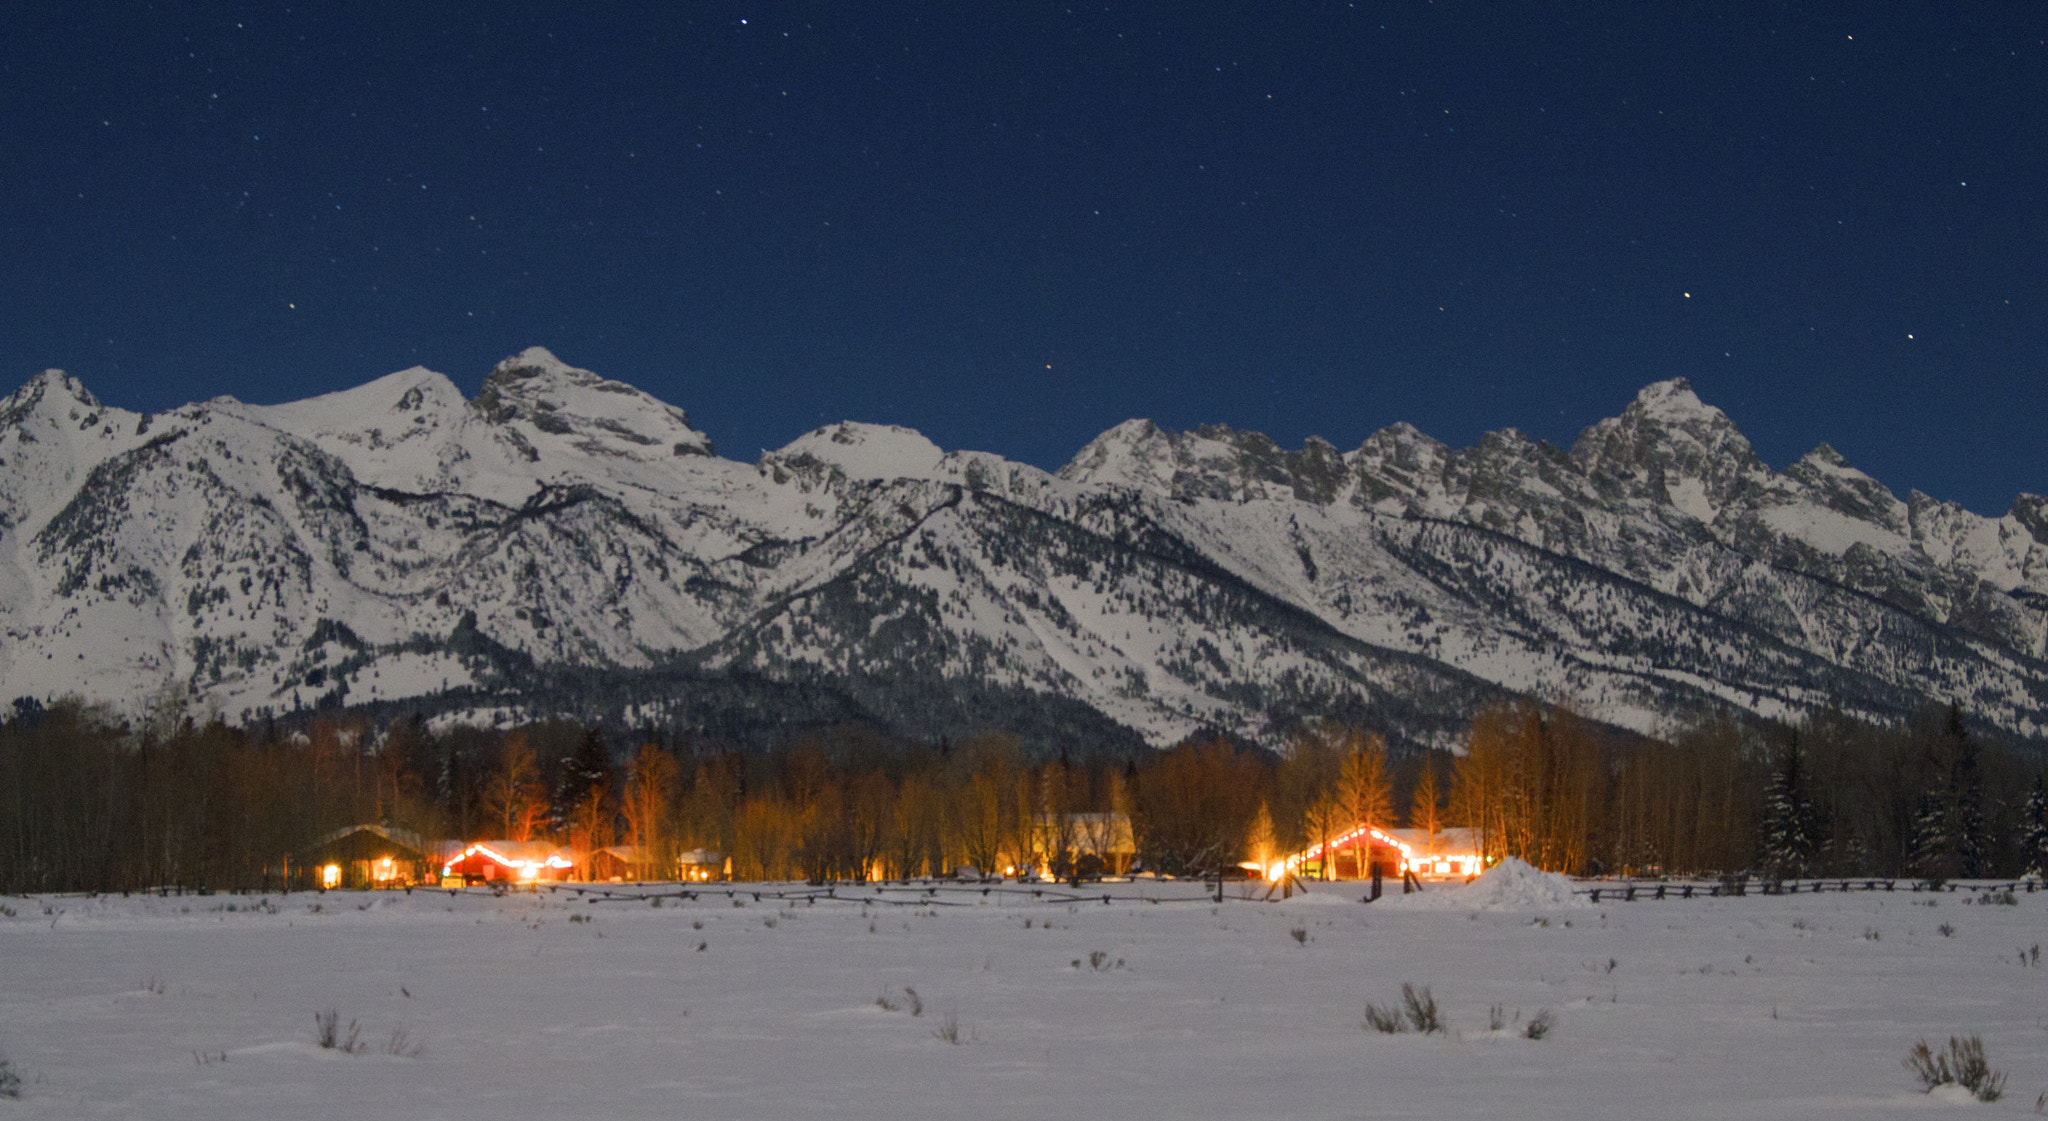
[472, 348, 714, 458]
[4, 369, 101, 418]
[1057, 419, 1171, 487]
[1805, 441, 1845, 464]
[765, 421, 946, 482]
[1630, 377, 1705, 419]
[1568, 379, 1761, 516]
[487, 346, 578, 383]
[477, 347, 587, 413]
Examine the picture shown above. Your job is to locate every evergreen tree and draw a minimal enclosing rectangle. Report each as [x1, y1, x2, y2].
[553, 728, 615, 830]
[1757, 733, 1815, 882]
[1910, 702, 1987, 883]
[2022, 774, 2048, 880]
[1941, 703, 1986, 878]
[1908, 790, 1952, 885]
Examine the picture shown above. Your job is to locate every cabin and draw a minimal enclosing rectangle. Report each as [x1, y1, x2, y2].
[1067, 812, 1137, 876]
[1271, 822, 1409, 882]
[299, 824, 433, 889]
[1028, 812, 1137, 877]
[440, 840, 580, 885]
[584, 845, 644, 882]
[1387, 827, 1487, 880]
[678, 848, 726, 882]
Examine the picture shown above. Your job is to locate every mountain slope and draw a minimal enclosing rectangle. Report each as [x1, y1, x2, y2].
[2, 351, 2042, 750]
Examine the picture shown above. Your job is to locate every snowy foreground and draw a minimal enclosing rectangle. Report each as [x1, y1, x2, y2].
[4, 867, 2046, 1119]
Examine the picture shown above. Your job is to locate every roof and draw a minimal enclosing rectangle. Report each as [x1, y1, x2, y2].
[442, 840, 580, 873]
[301, 823, 428, 858]
[449, 840, 576, 863]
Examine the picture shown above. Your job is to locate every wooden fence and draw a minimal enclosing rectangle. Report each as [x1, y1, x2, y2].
[1575, 878, 2039, 902]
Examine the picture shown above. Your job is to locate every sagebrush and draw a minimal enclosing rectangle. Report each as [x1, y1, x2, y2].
[1904, 1035, 2004, 1102]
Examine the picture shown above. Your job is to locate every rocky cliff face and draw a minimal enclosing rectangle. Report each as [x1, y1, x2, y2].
[2, 352, 2042, 751]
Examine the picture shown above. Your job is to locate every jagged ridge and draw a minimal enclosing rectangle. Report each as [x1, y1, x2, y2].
[2, 353, 2043, 751]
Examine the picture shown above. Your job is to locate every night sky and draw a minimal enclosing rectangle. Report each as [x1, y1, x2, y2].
[4, 4, 2043, 514]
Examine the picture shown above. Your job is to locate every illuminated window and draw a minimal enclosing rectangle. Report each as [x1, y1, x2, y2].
[321, 863, 341, 889]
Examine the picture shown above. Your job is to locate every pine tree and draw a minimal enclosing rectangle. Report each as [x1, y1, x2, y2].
[1908, 790, 1951, 886]
[1910, 702, 1987, 883]
[1757, 734, 1815, 882]
[1941, 704, 1986, 878]
[2021, 775, 2048, 880]
[553, 728, 614, 830]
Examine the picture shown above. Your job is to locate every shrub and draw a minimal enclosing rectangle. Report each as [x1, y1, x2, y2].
[0, 1052, 20, 1099]
[1402, 984, 1445, 1035]
[930, 1012, 968, 1044]
[1290, 927, 1308, 945]
[1904, 1035, 2005, 1102]
[1363, 1003, 1405, 1034]
[1363, 984, 1446, 1035]
[1524, 1009, 1556, 1040]
[313, 1009, 364, 1054]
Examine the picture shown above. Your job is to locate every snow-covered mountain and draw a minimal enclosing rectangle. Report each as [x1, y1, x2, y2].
[3, 349, 2044, 751]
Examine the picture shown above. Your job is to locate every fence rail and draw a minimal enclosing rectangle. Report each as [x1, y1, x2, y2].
[1574, 878, 2039, 902]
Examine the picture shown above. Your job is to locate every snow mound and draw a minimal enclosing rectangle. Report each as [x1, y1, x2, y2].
[1380, 857, 1590, 911]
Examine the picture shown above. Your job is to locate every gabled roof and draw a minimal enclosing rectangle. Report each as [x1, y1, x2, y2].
[442, 840, 579, 875]
[302, 823, 428, 858]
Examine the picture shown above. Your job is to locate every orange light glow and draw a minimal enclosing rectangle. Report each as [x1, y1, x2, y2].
[1397, 852, 1485, 876]
[320, 863, 341, 889]
[1266, 825, 1412, 880]
[441, 842, 575, 881]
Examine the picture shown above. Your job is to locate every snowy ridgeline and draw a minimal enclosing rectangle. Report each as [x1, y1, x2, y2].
[3, 872, 2043, 1119]
[3, 349, 2047, 750]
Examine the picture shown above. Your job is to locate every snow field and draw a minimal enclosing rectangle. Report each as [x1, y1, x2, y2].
[3, 881, 2045, 1119]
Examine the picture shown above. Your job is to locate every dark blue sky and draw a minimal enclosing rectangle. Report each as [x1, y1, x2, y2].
[5, 3, 2043, 514]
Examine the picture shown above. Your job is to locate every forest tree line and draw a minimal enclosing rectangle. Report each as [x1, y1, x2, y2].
[3, 694, 2045, 894]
